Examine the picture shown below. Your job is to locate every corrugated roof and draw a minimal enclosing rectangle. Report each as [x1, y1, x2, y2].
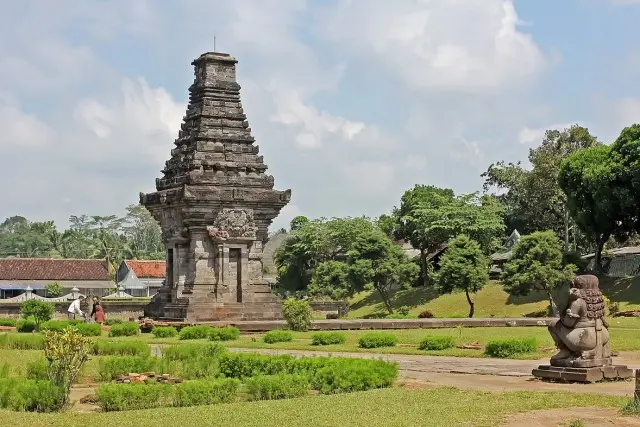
[124, 260, 165, 279]
[0, 258, 110, 281]
[582, 246, 640, 259]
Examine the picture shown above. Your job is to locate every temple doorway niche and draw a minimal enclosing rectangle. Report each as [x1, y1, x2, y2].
[229, 248, 242, 302]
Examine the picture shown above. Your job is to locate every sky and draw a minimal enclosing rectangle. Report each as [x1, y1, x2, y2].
[1, 0, 640, 231]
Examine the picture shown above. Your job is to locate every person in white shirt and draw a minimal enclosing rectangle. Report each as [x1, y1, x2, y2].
[67, 296, 85, 320]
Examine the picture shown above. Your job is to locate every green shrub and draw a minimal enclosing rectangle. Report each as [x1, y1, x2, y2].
[218, 353, 298, 379]
[397, 305, 410, 316]
[418, 335, 456, 351]
[178, 325, 211, 340]
[246, 374, 310, 401]
[312, 358, 398, 394]
[96, 383, 170, 412]
[92, 340, 150, 357]
[283, 298, 312, 331]
[105, 319, 123, 326]
[0, 318, 17, 327]
[108, 322, 139, 337]
[98, 356, 161, 381]
[173, 378, 239, 407]
[0, 333, 44, 350]
[263, 330, 293, 344]
[152, 326, 178, 339]
[38, 320, 78, 333]
[209, 326, 240, 341]
[311, 332, 347, 346]
[16, 319, 37, 333]
[25, 358, 49, 380]
[485, 338, 537, 358]
[76, 323, 102, 337]
[357, 332, 397, 348]
[0, 378, 64, 412]
[418, 310, 434, 318]
[20, 300, 55, 326]
[163, 342, 227, 361]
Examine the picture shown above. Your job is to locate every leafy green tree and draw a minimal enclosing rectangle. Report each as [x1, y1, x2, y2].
[346, 230, 420, 313]
[121, 204, 163, 260]
[20, 300, 55, 326]
[308, 260, 351, 300]
[501, 231, 576, 316]
[435, 235, 489, 318]
[45, 282, 64, 298]
[289, 215, 310, 231]
[282, 298, 313, 331]
[393, 185, 504, 287]
[0, 216, 57, 257]
[483, 124, 601, 249]
[558, 145, 630, 272]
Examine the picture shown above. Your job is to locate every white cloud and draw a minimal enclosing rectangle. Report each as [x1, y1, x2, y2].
[0, 101, 56, 149]
[320, 0, 549, 92]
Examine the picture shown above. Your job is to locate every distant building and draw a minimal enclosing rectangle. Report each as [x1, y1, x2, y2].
[489, 229, 521, 278]
[116, 260, 165, 297]
[582, 246, 640, 277]
[0, 258, 114, 299]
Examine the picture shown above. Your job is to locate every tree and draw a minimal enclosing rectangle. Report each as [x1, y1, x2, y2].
[45, 282, 64, 298]
[346, 230, 420, 313]
[393, 185, 504, 287]
[483, 124, 601, 249]
[501, 231, 576, 316]
[121, 204, 163, 260]
[307, 260, 351, 300]
[435, 235, 489, 318]
[282, 298, 312, 331]
[0, 216, 57, 258]
[558, 145, 630, 273]
[20, 300, 55, 326]
[289, 215, 310, 231]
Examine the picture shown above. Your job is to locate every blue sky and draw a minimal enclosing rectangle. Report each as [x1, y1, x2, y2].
[0, 0, 639, 231]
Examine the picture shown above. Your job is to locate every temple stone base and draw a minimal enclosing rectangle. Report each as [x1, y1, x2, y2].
[532, 365, 634, 383]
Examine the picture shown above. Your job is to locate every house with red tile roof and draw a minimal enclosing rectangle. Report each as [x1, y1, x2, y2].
[0, 258, 115, 299]
[116, 260, 165, 297]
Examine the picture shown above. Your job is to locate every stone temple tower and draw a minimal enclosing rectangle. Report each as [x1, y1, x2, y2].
[140, 52, 291, 321]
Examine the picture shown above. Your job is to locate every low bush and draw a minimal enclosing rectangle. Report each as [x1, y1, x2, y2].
[246, 374, 310, 400]
[108, 322, 139, 337]
[98, 356, 162, 381]
[263, 330, 293, 344]
[163, 342, 227, 361]
[20, 300, 54, 326]
[97, 378, 240, 412]
[0, 333, 44, 350]
[485, 338, 537, 358]
[418, 310, 434, 319]
[386, 313, 410, 319]
[96, 382, 170, 412]
[76, 323, 102, 337]
[25, 358, 48, 380]
[311, 332, 347, 346]
[0, 378, 63, 412]
[152, 326, 178, 339]
[218, 353, 299, 379]
[105, 319, 123, 326]
[0, 318, 17, 327]
[38, 320, 81, 333]
[209, 326, 240, 341]
[357, 332, 397, 348]
[16, 319, 37, 333]
[418, 335, 456, 351]
[178, 325, 211, 340]
[92, 340, 150, 357]
[397, 306, 410, 316]
[173, 378, 239, 407]
[312, 358, 398, 394]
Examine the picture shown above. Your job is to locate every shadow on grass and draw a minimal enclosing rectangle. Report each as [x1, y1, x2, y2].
[351, 287, 440, 319]
[600, 276, 640, 306]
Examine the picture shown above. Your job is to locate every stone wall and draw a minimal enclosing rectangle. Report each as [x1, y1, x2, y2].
[0, 300, 149, 321]
[309, 300, 349, 318]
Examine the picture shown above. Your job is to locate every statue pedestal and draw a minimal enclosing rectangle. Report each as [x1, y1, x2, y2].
[532, 365, 634, 383]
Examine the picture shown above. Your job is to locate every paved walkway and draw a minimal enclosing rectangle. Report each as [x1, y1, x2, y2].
[227, 347, 640, 396]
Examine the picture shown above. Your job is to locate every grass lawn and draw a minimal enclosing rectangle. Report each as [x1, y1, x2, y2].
[0, 387, 631, 427]
[108, 323, 640, 359]
[347, 280, 640, 319]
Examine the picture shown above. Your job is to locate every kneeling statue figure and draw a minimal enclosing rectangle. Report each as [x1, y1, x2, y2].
[547, 275, 611, 368]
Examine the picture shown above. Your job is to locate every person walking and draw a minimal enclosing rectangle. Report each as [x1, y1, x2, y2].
[94, 300, 106, 325]
[67, 295, 85, 320]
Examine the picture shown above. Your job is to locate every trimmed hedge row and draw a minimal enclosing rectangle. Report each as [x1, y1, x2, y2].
[311, 332, 347, 346]
[357, 332, 397, 348]
[263, 330, 293, 344]
[0, 378, 63, 412]
[485, 338, 537, 358]
[92, 340, 150, 357]
[418, 335, 456, 351]
[178, 325, 240, 341]
[0, 333, 44, 350]
[108, 322, 140, 337]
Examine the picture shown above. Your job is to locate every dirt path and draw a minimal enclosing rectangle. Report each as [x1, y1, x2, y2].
[226, 347, 640, 396]
[502, 408, 640, 426]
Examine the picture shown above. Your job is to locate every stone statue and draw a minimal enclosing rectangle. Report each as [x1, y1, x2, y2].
[547, 274, 611, 368]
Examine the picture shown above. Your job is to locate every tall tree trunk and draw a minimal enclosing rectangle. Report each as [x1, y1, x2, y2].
[465, 290, 475, 318]
[377, 285, 394, 314]
[547, 291, 559, 317]
[594, 233, 609, 275]
[419, 248, 429, 288]
[563, 209, 570, 251]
